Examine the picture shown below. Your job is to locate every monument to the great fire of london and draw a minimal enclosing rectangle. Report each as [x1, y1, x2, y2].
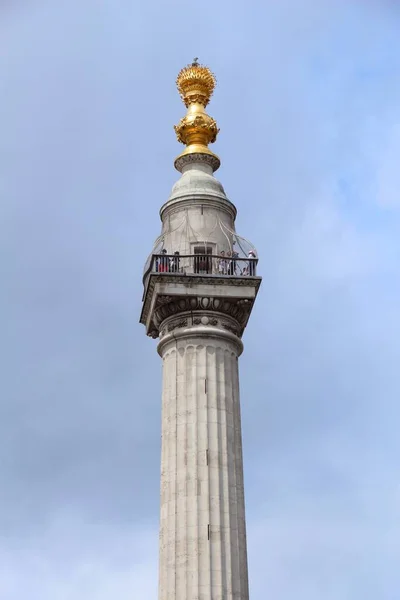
[140, 60, 262, 600]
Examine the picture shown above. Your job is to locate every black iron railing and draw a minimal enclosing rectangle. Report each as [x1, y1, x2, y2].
[150, 254, 258, 277]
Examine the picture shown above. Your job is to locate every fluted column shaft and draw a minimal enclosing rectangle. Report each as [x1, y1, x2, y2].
[158, 324, 249, 600]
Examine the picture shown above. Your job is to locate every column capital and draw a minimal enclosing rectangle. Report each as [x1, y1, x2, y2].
[141, 275, 261, 340]
[157, 318, 244, 357]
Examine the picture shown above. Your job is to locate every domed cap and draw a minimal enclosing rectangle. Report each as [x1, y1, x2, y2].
[169, 168, 226, 201]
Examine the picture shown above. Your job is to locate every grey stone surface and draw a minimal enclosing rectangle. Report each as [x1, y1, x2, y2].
[159, 162, 237, 259]
[141, 156, 259, 599]
[158, 328, 249, 600]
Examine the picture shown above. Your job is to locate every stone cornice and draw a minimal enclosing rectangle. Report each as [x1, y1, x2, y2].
[140, 273, 262, 334]
[153, 295, 252, 329]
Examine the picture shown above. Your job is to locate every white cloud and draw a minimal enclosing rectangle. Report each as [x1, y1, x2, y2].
[0, 517, 158, 600]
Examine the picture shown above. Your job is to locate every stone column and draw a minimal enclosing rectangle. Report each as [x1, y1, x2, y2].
[158, 318, 250, 600]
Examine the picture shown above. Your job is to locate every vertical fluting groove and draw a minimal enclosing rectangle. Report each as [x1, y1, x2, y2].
[213, 345, 224, 598]
[208, 344, 223, 597]
[186, 345, 196, 598]
[182, 345, 189, 600]
[218, 346, 230, 598]
[194, 346, 200, 598]
[172, 349, 177, 599]
[168, 349, 177, 598]
[164, 350, 173, 600]
[162, 351, 170, 599]
[159, 354, 167, 600]
[228, 349, 242, 598]
[167, 351, 173, 598]
[174, 345, 178, 597]
[225, 349, 237, 597]
[195, 345, 208, 594]
[234, 355, 244, 597]
[219, 346, 232, 598]
[205, 346, 213, 597]
[232, 351, 249, 599]
[235, 358, 250, 598]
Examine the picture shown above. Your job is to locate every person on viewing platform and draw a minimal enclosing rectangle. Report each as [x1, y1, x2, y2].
[158, 249, 169, 272]
[248, 250, 256, 276]
[217, 251, 228, 275]
[231, 250, 239, 275]
[170, 251, 180, 273]
[226, 251, 234, 275]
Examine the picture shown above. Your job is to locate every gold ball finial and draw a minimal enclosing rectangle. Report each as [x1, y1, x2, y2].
[176, 59, 216, 108]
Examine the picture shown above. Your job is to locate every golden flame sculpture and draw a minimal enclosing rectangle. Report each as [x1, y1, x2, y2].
[174, 59, 220, 170]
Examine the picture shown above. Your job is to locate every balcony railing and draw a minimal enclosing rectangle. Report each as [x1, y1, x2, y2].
[147, 253, 258, 278]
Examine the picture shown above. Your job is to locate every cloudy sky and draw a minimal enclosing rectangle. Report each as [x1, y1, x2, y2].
[1, 1, 400, 598]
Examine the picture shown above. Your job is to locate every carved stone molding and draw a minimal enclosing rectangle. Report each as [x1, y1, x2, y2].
[167, 318, 188, 332]
[158, 295, 173, 306]
[193, 316, 218, 327]
[139, 272, 262, 338]
[159, 312, 241, 340]
[221, 321, 240, 336]
[153, 295, 252, 329]
[174, 152, 221, 173]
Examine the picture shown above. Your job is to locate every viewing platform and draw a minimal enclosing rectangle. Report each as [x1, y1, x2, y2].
[147, 252, 257, 277]
[141, 252, 261, 338]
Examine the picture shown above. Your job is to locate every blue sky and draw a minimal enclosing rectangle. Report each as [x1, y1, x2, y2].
[1, 1, 400, 598]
